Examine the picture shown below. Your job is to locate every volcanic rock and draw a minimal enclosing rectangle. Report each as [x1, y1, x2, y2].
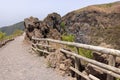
[24, 13, 62, 40]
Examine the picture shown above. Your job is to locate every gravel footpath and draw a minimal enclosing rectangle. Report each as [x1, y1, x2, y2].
[0, 35, 70, 80]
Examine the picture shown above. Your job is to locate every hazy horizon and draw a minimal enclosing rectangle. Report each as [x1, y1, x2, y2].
[0, 0, 119, 27]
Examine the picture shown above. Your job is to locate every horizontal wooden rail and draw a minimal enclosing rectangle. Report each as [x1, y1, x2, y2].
[32, 37, 120, 57]
[69, 67, 91, 80]
[88, 64, 120, 78]
[37, 44, 51, 48]
[60, 49, 120, 75]
[70, 66, 100, 80]
[32, 47, 50, 54]
[32, 46, 38, 53]
[89, 74, 100, 80]
[32, 43, 51, 48]
[37, 49, 50, 54]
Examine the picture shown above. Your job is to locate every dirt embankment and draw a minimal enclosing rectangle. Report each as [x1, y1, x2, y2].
[0, 39, 14, 48]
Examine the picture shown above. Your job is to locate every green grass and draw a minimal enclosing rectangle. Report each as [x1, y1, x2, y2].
[78, 48, 93, 59]
[60, 22, 65, 29]
[62, 34, 75, 42]
[0, 29, 23, 42]
[0, 31, 6, 41]
[12, 29, 23, 37]
[61, 34, 93, 59]
[97, 2, 115, 8]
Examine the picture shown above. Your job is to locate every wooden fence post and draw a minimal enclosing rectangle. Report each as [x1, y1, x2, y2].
[36, 40, 39, 44]
[75, 47, 82, 80]
[46, 41, 49, 52]
[107, 55, 116, 80]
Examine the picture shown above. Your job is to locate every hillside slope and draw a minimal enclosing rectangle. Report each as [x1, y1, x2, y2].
[24, 1, 120, 49]
[62, 1, 120, 49]
[0, 21, 24, 35]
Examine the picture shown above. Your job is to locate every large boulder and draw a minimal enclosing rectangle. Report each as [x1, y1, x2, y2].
[24, 13, 62, 40]
[44, 13, 62, 32]
[24, 16, 41, 40]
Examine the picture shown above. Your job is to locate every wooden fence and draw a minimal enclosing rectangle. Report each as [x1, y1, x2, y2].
[32, 37, 120, 80]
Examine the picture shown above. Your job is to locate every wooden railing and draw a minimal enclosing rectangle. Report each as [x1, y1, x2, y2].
[32, 37, 120, 80]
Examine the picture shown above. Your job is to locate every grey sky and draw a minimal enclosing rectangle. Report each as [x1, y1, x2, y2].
[0, 0, 118, 27]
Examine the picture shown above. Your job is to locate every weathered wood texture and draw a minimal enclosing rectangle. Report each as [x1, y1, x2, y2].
[107, 55, 116, 80]
[32, 37, 120, 57]
[88, 64, 120, 78]
[32, 43, 51, 48]
[75, 47, 81, 79]
[32, 47, 50, 54]
[60, 49, 120, 75]
[89, 74, 100, 80]
[69, 67, 91, 80]
[32, 37, 120, 80]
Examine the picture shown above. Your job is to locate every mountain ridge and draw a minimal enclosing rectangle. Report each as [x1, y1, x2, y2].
[0, 21, 24, 35]
[61, 1, 120, 49]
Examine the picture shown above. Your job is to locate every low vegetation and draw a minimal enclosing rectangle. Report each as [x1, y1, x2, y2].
[0, 31, 6, 41]
[62, 34, 75, 42]
[74, 1, 119, 13]
[60, 22, 65, 29]
[0, 29, 23, 42]
[78, 48, 93, 59]
[61, 34, 93, 58]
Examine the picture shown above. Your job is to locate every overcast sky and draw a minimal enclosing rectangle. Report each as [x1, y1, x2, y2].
[0, 0, 118, 27]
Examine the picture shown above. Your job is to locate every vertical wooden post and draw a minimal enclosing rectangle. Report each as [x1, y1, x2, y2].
[75, 47, 81, 80]
[107, 55, 116, 80]
[32, 39, 35, 47]
[36, 40, 39, 44]
[33, 39, 36, 44]
[42, 40, 49, 58]
[46, 41, 49, 52]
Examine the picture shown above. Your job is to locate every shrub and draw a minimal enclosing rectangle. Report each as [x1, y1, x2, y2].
[60, 22, 65, 29]
[0, 31, 6, 40]
[0, 29, 23, 41]
[62, 34, 93, 59]
[78, 48, 93, 59]
[62, 34, 75, 42]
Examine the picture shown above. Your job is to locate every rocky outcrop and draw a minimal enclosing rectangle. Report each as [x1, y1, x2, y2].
[62, 1, 120, 49]
[43, 13, 62, 33]
[24, 13, 62, 40]
[46, 50, 72, 75]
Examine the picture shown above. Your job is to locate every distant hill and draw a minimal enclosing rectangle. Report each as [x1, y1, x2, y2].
[0, 21, 25, 35]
